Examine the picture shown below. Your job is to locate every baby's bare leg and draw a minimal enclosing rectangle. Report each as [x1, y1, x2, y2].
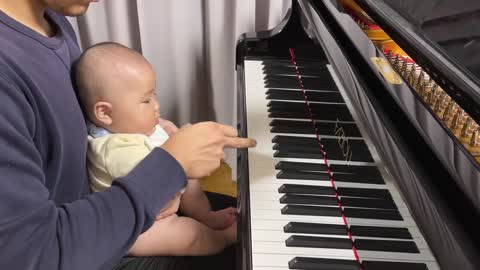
[179, 179, 211, 218]
[129, 214, 236, 257]
[180, 179, 236, 230]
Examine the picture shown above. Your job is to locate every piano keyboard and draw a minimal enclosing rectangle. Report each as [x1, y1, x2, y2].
[243, 58, 440, 270]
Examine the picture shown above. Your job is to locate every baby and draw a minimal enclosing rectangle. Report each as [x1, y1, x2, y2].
[74, 42, 236, 256]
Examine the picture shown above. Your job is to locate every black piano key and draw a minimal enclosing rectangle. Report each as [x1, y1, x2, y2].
[264, 76, 337, 91]
[262, 63, 328, 75]
[264, 71, 335, 80]
[270, 119, 362, 137]
[285, 235, 352, 249]
[355, 239, 420, 253]
[289, 257, 360, 270]
[286, 236, 419, 254]
[275, 161, 329, 172]
[326, 151, 374, 163]
[341, 197, 397, 210]
[271, 125, 317, 135]
[322, 139, 372, 155]
[268, 101, 353, 118]
[269, 110, 354, 122]
[273, 143, 323, 153]
[283, 222, 348, 235]
[337, 187, 393, 200]
[349, 225, 412, 239]
[266, 89, 344, 103]
[278, 184, 335, 196]
[278, 184, 393, 200]
[277, 170, 331, 181]
[280, 193, 396, 210]
[273, 136, 370, 152]
[274, 150, 324, 159]
[262, 59, 327, 68]
[272, 135, 319, 145]
[263, 67, 325, 77]
[284, 222, 412, 240]
[344, 207, 403, 221]
[275, 161, 381, 178]
[272, 138, 374, 162]
[362, 261, 428, 270]
[333, 173, 384, 184]
[277, 169, 384, 184]
[268, 101, 349, 115]
[280, 194, 338, 206]
[281, 204, 342, 217]
[329, 164, 382, 177]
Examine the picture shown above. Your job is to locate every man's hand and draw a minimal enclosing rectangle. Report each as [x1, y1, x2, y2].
[158, 118, 179, 136]
[161, 121, 256, 179]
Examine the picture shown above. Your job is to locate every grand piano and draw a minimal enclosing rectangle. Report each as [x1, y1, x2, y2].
[235, 1, 480, 269]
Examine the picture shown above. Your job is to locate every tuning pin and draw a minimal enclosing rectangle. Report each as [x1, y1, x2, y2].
[426, 90, 436, 106]
[450, 110, 462, 129]
[416, 71, 425, 89]
[461, 118, 473, 138]
[408, 65, 417, 85]
[439, 92, 447, 107]
[427, 77, 434, 87]
[442, 101, 455, 121]
[434, 95, 444, 113]
[401, 59, 409, 77]
[393, 54, 400, 66]
[470, 129, 479, 147]
[417, 82, 426, 97]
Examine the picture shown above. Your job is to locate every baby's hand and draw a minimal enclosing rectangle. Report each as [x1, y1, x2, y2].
[158, 118, 179, 136]
[156, 192, 182, 220]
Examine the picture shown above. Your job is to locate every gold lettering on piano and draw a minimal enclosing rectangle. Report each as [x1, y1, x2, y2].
[334, 120, 353, 162]
[371, 57, 403, 85]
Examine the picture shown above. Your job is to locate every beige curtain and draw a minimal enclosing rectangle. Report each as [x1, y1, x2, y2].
[67, 0, 289, 170]
[68, 0, 289, 126]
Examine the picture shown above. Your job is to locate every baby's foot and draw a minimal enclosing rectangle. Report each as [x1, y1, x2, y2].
[203, 207, 237, 230]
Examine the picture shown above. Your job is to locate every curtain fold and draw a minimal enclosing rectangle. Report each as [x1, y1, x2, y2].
[68, 0, 288, 125]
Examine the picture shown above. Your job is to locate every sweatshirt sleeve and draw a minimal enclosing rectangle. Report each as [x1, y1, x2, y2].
[0, 75, 187, 270]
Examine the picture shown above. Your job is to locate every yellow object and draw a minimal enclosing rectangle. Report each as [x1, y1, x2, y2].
[200, 161, 237, 198]
[370, 57, 403, 85]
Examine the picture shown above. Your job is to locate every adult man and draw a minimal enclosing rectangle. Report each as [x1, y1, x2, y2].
[0, 0, 255, 269]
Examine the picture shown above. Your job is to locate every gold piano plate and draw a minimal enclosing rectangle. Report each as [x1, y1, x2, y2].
[370, 57, 403, 85]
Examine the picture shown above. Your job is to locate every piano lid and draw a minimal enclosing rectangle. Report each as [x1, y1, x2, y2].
[382, 0, 480, 83]
[354, 0, 480, 126]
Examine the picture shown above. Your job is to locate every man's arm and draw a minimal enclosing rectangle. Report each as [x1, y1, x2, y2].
[0, 76, 187, 270]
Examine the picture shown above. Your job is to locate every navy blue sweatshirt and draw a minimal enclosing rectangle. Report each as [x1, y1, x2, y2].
[0, 10, 187, 270]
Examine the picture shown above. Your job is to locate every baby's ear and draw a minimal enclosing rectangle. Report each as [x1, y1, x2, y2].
[94, 101, 113, 125]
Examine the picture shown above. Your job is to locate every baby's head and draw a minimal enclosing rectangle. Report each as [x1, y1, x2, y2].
[75, 42, 159, 135]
